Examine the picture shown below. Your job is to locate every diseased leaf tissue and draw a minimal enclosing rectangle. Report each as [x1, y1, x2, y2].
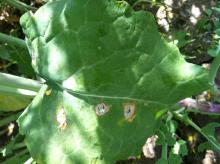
[18, 0, 208, 163]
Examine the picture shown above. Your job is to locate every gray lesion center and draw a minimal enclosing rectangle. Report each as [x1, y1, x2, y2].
[95, 103, 110, 116]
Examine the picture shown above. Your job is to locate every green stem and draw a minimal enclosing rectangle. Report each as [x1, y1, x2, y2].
[0, 73, 41, 92]
[0, 32, 27, 49]
[5, 0, 37, 12]
[132, 0, 164, 7]
[13, 142, 26, 150]
[209, 54, 220, 95]
[2, 149, 29, 163]
[162, 144, 168, 160]
[173, 112, 220, 152]
[0, 85, 38, 97]
[15, 148, 29, 156]
[0, 112, 21, 127]
[132, 0, 153, 7]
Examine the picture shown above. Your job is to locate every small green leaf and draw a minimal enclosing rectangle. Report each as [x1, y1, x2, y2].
[198, 122, 220, 152]
[213, 7, 220, 13]
[214, 20, 220, 29]
[201, 122, 220, 135]
[166, 120, 178, 134]
[172, 140, 188, 156]
[156, 120, 177, 146]
[196, 18, 209, 31]
[216, 28, 220, 37]
[205, 9, 213, 16]
[168, 153, 182, 164]
[9, 46, 35, 77]
[156, 158, 169, 164]
[1, 150, 30, 164]
[172, 31, 188, 48]
[208, 46, 220, 57]
[0, 44, 34, 77]
[198, 142, 213, 152]
[0, 44, 12, 61]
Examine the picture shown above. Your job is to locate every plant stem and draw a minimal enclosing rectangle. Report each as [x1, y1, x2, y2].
[132, 0, 166, 8]
[5, 0, 37, 12]
[132, 0, 154, 7]
[3, 149, 29, 163]
[0, 73, 41, 92]
[0, 112, 21, 127]
[13, 142, 26, 150]
[0, 85, 38, 97]
[173, 112, 220, 152]
[209, 54, 220, 95]
[0, 32, 27, 49]
[162, 143, 168, 160]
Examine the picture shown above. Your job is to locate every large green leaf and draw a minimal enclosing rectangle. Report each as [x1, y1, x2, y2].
[0, 95, 31, 111]
[18, 0, 208, 163]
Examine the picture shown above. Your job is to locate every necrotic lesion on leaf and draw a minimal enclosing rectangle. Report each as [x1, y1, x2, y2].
[95, 103, 111, 116]
[123, 102, 136, 122]
[17, 0, 209, 162]
[56, 105, 67, 130]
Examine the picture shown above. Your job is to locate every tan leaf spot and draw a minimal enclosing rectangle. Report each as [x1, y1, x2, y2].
[142, 135, 158, 158]
[95, 103, 110, 116]
[123, 103, 136, 122]
[56, 106, 67, 130]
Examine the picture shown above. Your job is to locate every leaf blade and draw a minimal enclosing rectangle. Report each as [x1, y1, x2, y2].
[18, 0, 209, 163]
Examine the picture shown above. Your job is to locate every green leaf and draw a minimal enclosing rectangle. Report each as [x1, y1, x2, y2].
[0, 134, 25, 157]
[1, 150, 30, 164]
[19, 85, 162, 163]
[0, 95, 31, 112]
[168, 153, 182, 164]
[198, 122, 220, 152]
[204, 9, 213, 16]
[172, 140, 188, 156]
[172, 31, 188, 48]
[213, 7, 220, 13]
[201, 122, 220, 135]
[0, 44, 35, 77]
[214, 20, 220, 29]
[156, 120, 177, 146]
[9, 46, 35, 77]
[216, 29, 220, 37]
[0, 45, 12, 61]
[208, 40, 220, 57]
[196, 18, 209, 31]
[198, 142, 212, 152]
[18, 0, 209, 163]
[156, 158, 169, 164]
[208, 47, 220, 57]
